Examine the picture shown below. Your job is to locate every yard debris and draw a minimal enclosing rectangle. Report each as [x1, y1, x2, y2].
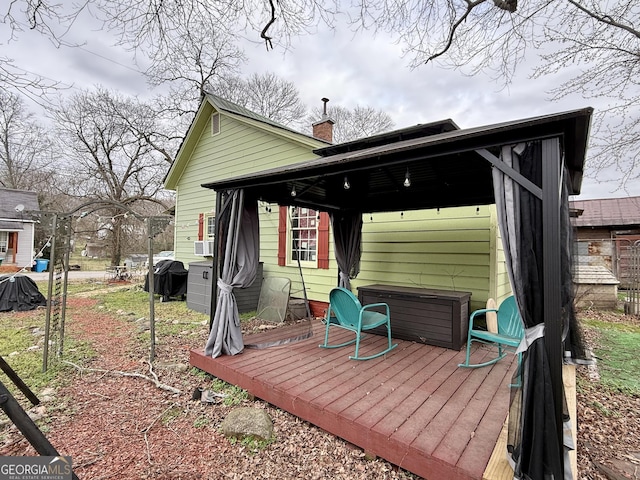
[200, 389, 227, 404]
[63, 360, 181, 394]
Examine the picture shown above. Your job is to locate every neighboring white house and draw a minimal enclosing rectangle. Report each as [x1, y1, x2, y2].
[0, 187, 40, 268]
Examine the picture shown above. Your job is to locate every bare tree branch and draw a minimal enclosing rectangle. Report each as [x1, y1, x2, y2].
[566, 0, 640, 40]
[261, 0, 277, 50]
[427, 0, 488, 63]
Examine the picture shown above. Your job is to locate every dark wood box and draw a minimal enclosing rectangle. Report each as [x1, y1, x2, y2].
[357, 284, 471, 350]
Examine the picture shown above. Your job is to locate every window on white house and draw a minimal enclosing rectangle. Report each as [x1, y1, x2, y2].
[289, 207, 318, 265]
[0, 232, 7, 254]
[206, 215, 215, 238]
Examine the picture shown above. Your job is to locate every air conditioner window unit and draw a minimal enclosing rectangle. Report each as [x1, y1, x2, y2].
[194, 240, 214, 256]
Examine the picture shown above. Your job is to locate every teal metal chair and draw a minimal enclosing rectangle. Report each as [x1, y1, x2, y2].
[319, 287, 398, 360]
[459, 295, 525, 369]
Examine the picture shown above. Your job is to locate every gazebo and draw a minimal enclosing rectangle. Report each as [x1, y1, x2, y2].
[201, 107, 593, 479]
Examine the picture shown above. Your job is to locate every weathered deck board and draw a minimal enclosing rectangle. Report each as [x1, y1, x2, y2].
[190, 319, 520, 480]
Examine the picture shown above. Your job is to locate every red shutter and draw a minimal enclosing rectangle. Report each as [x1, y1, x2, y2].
[278, 206, 287, 266]
[317, 212, 330, 269]
[198, 213, 204, 241]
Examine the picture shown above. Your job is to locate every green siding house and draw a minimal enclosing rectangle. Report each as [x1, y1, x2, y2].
[164, 94, 511, 314]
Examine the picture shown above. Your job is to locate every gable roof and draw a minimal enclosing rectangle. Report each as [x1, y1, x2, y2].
[164, 94, 330, 190]
[203, 107, 592, 214]
[0, 187, 40, 220]
[570, 196, 640, 227]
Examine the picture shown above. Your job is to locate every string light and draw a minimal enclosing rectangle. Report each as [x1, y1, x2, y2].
[259, 200, 272, 213]
[291, 185, 297, 197]
[343, 176, 350, 190]
[404, 168, 411, 187]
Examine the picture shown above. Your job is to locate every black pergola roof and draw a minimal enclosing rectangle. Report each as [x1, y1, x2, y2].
[202, 108, 592, 214]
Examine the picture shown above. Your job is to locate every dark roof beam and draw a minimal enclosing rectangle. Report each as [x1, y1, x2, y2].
[290, 177, 324, 199]
[475, 148, 543, 199]
[379, 166, 405, 192]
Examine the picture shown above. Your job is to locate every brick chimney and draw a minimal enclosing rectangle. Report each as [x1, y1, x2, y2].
[312, 97, 334, 143]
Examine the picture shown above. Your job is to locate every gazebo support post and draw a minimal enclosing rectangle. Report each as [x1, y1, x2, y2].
[209, 190, 224, 330]
[541, 137, 564, 471]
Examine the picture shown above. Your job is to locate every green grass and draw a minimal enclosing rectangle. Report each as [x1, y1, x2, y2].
[193, 415, 211, 428]
[0, 308, 95, 403]
[228, 434, 275, 453]
[582, 318, 640, 395]
[67, 253, 111, 271]
[210, 378, 249, 406]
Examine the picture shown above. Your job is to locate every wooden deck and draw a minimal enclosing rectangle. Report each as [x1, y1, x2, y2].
[190, 320, 519, 480]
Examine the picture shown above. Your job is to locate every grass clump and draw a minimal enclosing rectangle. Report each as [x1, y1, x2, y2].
[193, 416, 211, 428]
[582, 317, 640, 395]
[228, 435, 274, 453]
[210, 378, 249, 406]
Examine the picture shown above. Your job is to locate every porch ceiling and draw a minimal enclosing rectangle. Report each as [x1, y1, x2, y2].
[202, 108, 592, 214]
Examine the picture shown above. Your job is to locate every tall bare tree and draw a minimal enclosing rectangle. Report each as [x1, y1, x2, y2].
[6, 1, 637, 189]
[51, 86, 174, 265]
[212, 72, 308, 127]
[345, 0, 640, 189]
[309, 104, 395, 143]
[0, 91, 56, 191]
[145, 17, 246, 119]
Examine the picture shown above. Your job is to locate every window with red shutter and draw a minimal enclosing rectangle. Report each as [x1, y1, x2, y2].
[277, 206, 329, 269]
[198, 213, 204, 241]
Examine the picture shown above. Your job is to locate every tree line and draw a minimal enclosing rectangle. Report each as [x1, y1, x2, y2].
[2, 0, 638, 265]
[0, 79, 393, 265]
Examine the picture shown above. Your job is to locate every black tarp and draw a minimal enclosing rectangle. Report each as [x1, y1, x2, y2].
[144, 260, 188, 301]
[0, 275, 47, 312]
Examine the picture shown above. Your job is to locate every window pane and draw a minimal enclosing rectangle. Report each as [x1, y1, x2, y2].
[290, 207, 319, 264]
[0, 232, 7, 253]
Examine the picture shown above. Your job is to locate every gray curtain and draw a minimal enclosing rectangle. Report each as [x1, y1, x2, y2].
[331, 212, 363, 290]
[204, 190, 260, 358]
[494, 142, 586, 480]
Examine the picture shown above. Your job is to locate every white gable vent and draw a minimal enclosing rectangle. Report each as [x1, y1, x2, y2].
[211, 113, 220, 136]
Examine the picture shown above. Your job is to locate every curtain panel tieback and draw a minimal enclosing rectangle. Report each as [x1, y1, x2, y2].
[217, 278, 233, 295]
[516, 323, 545, 354]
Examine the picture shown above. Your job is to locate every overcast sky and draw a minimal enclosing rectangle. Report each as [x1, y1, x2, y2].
[4, 14, 637, 200]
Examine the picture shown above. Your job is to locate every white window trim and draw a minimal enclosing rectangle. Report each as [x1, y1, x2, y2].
[287, 207, 319, 268]
[206, 215, 216, 239]
[0, 231, 7, 254]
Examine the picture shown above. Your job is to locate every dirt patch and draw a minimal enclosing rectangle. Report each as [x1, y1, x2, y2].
[0, 296, 417, 479]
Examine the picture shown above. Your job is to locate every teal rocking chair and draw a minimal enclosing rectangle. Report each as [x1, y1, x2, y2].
[319, 287, 398, 360]
[459, 295, 525, 369]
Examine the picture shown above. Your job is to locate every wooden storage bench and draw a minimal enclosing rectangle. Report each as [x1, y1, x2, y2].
[357, 284, 471, 350]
